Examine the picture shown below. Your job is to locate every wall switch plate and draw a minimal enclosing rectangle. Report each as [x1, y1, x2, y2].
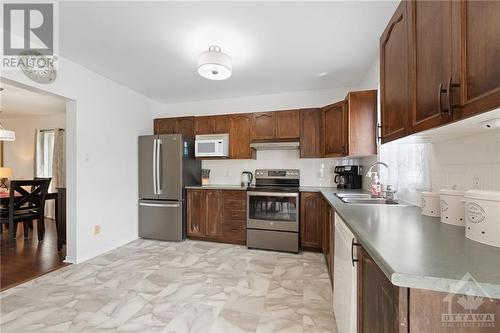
[94, 225, 101, 235]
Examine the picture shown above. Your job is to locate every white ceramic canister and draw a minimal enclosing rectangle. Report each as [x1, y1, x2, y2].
[421, 191, 440, 217]
[464, 190, 500, 248]
[439, 189, 466, 226]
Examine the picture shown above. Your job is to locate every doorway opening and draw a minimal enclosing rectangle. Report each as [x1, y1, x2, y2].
[0, 80, 69, 291]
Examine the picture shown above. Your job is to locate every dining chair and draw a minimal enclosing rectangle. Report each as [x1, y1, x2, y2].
[0, 179, 50, 246]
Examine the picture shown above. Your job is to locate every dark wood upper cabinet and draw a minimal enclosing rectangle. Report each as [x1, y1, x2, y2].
[155, 117, 194, 139]
[409, 0, 454, 132]
[251, 112, 276, 140]
[346, 90, 377, 156]
[155, 118, 176, 135]
[187, 189, 205, 237]
[357, 246, 408, 333]
[299, 108, 323, 158]
[205, 190, 223, 238]
[175, 117, 194, 139]
[322, 91, 377, 158]
[194, 116, 213, 135]
[457, 0, 500, 119]
[300, 192, 323, 250]
[213, 115, 229, 133]
[381, 1, 500, 142]
[229, 114, 254, 159]
[322, 101, 346, 157]
[194, 115, 229, 135]
[380, 1, 410, 143]
[276, 110, 300, 139]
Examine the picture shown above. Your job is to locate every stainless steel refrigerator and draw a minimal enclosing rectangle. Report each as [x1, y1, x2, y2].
[138, 134, 200, 241]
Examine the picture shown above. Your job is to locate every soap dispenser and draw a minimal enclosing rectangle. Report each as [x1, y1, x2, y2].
[370, 172, 381, 197]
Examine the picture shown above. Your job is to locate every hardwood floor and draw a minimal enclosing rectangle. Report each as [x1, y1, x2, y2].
[0, 219, 68, 291]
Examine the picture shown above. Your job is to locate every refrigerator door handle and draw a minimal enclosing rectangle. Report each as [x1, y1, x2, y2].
[139, 202, 180, 208]
[152, 138, 158, 195]
[156, 138, 162, 194]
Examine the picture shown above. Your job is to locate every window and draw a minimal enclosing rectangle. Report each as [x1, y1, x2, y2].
[36, 130, 55, 178]
[379, 141, 431, 191]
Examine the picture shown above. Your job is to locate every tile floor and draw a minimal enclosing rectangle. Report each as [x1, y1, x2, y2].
[0, 239, 337, 333]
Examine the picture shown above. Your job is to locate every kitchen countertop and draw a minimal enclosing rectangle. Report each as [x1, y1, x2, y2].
[320, 188, 500, 298]
[185, 184, 247, 190]
[185, 185, 335, 192]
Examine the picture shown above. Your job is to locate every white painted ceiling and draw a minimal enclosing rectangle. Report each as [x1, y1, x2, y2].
[59, 1, 399, 104]
[0, 81, 66, 117]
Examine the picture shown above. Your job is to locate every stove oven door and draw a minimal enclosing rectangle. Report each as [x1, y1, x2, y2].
[247, 191, 299, 232]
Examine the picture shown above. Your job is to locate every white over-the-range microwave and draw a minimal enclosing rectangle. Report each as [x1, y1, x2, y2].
[195, 134, 229, 157]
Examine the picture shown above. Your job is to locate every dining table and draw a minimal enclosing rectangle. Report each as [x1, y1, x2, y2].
[0, 189, 66, 250]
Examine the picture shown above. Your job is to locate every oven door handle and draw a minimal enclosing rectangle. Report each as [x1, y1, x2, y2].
[247, 191, 299, 197]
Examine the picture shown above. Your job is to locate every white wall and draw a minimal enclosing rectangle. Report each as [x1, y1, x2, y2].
[204, 150, 361, 187]
[156, 86, 362, 186]
[2, 54, 163, 263]
[358, 57, 379, 90]
[156, 86, 358, 118]
[3, 113, 66, 180]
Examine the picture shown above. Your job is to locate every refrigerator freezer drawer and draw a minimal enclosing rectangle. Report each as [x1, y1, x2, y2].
[139, 200, 184, 241]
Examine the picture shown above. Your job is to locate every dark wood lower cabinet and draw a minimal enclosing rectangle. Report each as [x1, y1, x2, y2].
[357, 245, 500, 333]
[300, 192, 323, 250]
[408, 289, 500, 333]
[205, 190, 223, 238]
[187, 189, 206, 237]
[358, 246, 409, 333]
[322, 198, 333, 282]
[222, 191, 246, 245]
[187, 189, 245, 245]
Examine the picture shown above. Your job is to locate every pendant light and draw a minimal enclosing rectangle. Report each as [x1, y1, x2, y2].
[0, 107, 15, 141]
[197, 45, 232, 80]
[0, 123, 15, 141]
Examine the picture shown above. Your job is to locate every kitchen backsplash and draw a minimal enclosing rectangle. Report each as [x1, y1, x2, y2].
[202, 150, 362, 187]
[430, 130, 500, 192]
[362, 129, 500, 206]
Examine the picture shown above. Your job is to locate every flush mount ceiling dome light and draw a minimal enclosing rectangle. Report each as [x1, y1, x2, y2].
[197, 45, 232, 80]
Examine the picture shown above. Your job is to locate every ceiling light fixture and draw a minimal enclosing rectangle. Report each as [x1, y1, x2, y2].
[197, 45, 232, 80]
[0, 122, 15, 141]
[0, 107, 15, 141]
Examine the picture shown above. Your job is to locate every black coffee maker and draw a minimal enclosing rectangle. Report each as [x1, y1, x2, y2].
[334, 165, 363, 189]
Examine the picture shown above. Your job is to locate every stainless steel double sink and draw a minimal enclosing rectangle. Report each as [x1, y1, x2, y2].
[335, 193, 406, 206]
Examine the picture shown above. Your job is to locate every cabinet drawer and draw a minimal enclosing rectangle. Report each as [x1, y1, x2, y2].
[223, 191, 246, 220]
[222, 220, 246, 244]
[223, 199, 246, 211]
[223, 209, 246, 221]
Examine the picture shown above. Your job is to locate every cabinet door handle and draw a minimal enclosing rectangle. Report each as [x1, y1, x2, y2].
[351, 238, 360, 266]
[438, 83, 447, 116]
[439, 79, 460, 117]
[446, 77, 460, 116]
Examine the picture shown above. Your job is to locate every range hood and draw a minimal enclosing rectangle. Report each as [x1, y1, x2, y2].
[250, 141, 300, 150]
